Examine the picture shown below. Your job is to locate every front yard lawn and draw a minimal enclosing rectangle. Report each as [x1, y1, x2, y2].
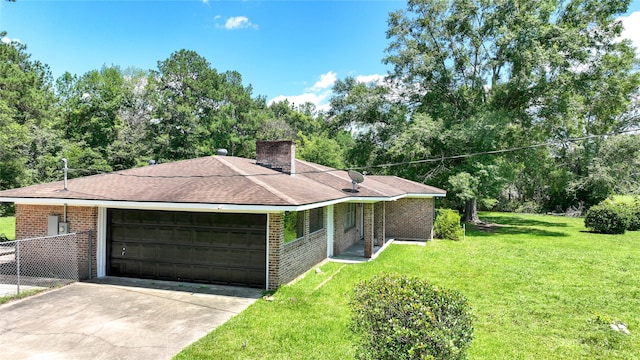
[0, 217, 15, 240]
[174, 212, 640, 359]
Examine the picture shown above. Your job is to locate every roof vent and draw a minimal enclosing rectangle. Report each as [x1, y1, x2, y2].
[216, 148, 228, 156]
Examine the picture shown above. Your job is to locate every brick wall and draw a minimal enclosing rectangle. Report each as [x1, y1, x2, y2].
[363, 203, 374, 258]
[374, 202, 385, 246]
[267, 212, 283, 289]
[15, 204, 98, 279]
[267, 209, 327, 289]
[332, 203, 359, 255]
[385, 198, 435, 240]
[256, 140, 296, 174]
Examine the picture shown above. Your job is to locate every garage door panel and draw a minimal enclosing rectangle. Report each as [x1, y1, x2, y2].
[194, 231, 212, 244]
[108, 209, 267, 287]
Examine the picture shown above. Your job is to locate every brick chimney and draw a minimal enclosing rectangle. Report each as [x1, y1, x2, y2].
[256, 140, 296, 175]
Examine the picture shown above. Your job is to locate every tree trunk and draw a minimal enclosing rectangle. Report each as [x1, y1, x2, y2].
[463, 198, 480, 223]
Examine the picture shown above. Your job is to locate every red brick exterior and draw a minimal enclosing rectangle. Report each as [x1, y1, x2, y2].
[332, 203, 360, 255]
[256, 140, 296, 174]
[15, 204, 98, 279]
[266, 209, 327, 290]
[13, 197, 436, 289]
[267, 212, 284, 289]
[363, 203, 374, 258]
[385, 198, 435, 240]
[374, 202, 385, 246]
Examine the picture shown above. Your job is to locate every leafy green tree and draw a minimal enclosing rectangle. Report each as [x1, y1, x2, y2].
[269, 100, 324, 137]
[59, 66, 127, 151]
[329, 77, 411, 170]
[148, 50, 266, 160]
[375, 0, 639, 220]
[0, 32, 61, 188]
[586, 134, 640, 196]
[296, 132, 345, 169]
[55, 66, 151, 171]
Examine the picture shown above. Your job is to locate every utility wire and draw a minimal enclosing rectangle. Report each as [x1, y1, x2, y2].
[350, 128, 639, 171]
[65, 128, 639, 179]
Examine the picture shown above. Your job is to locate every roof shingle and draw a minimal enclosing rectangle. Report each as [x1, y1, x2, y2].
[0, 155, 445, 207]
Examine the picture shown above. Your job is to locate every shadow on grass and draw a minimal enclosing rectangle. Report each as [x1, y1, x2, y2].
[480, 214, 568, 228]
[466, 223, 569, 238]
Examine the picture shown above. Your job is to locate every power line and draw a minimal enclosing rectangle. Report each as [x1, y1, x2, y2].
[66, 128, 638, 179]
[350, 128, 639, 171]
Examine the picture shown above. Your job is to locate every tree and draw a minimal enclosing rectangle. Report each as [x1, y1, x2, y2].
[0, 32, 61, 188]
[587, 134, 640, 196]
[148, 50, 267, 161]
[296, 132, 345, 169]
[379, 0, 639, 221]
[55, 66, 151, 172]
[329, 77, 411, 171]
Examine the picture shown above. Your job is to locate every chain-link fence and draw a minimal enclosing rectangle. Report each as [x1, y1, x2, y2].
[0, 231, 93, 295]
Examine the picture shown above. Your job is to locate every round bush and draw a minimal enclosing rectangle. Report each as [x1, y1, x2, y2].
[584, 202, 629, 234]
[350, 273, 473, 360]
[434, 208, 463, 240]
[627, 200, 640, 231]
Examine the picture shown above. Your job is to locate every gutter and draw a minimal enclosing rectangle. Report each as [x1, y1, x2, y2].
[0, 192, 446, 213]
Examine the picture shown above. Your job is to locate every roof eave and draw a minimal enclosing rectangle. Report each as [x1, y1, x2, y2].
[0, 191, 446, 212]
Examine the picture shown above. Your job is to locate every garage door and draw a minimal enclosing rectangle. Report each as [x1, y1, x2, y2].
[108, 209, 266, 287]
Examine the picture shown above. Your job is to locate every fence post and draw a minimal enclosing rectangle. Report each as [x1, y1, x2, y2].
[16, 240, 20, 295]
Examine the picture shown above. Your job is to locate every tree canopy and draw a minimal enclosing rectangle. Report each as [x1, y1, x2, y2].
[1, 0, 639, 220]
[330, 0, 639, 220]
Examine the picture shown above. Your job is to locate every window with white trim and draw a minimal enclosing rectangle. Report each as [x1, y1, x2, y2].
[309, 207, 324, 233]
[344, 203, 356, 230]
[284, 211, 304, 243]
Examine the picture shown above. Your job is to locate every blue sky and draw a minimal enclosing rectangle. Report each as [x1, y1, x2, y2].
[1, 0, 639, 111]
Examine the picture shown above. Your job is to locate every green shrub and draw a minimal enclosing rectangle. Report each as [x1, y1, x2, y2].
[626, 200, 640, 231]
[584, 201, 629, 234]
[350, 273, 473, 360]
[434, 208, 463, 240]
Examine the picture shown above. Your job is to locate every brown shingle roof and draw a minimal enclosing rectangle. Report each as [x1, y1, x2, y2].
[0, 155, 445, 208]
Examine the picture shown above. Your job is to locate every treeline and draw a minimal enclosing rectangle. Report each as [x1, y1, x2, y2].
[2, 0, 640, 221]
[0, 42, 353, 191]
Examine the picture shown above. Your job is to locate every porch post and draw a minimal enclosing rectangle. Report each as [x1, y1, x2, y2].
[267, 213, 284, 290]
[374, 202, 385, 246]
[363, 203, 374, 258]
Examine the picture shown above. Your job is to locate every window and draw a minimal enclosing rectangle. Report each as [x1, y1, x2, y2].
[344, 203, 356, 230]
[309, 207, 324, 233]
[284, 211, 304, 243]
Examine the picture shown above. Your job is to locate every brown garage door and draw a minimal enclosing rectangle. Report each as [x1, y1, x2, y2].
[108, 209, 266, 287]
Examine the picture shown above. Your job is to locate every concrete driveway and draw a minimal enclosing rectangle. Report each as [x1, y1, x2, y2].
[0, 277, 262, 359]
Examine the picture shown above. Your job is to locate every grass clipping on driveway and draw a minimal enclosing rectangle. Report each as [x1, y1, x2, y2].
[174, 212, 640, 360]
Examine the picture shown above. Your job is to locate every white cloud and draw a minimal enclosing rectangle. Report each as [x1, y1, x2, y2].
[268, 72, 390, 114]
[355, 74, 386, 84]
[269, 93, 332, 112]
[270, 72, 338, 112]
[222, 16, 258, 30]
[1, 36, 20, 44]
[619, 11, 640, 55]
[308, 71, 337, 91]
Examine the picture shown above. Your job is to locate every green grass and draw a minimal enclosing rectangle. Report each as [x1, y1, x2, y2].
[0, 288, 48, 305]
[174, 212, 640, 359]
[0, 216, 15, 240]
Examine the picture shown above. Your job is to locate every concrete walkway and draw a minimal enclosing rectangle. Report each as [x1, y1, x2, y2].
[0, 278, 262, 360]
